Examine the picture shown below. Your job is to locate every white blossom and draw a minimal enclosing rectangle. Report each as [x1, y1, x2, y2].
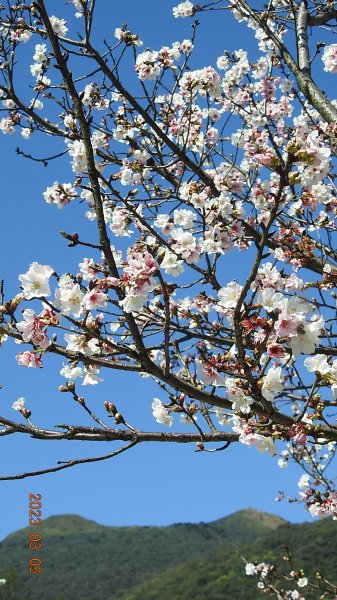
[261, 367, 284, 401]
[218, 281, 243, 309]
[12, 397, 25, 411]
[173, 1, 194, 18]
[49, 15, 68, 36]
[322, 44, 337, 73]
[304, 354, 330, 375]
[19, 263, 54, 299]
[152, 398, 173, 427]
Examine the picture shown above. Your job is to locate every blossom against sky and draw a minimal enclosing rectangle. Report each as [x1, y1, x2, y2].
[1, 0, 335, 540]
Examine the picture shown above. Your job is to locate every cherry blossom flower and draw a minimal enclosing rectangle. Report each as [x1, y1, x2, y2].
[33, 44, 48, 63]
[82, 289, 107, 311]
[54, 275, 84, 318]
[303, 354, 330, 375]
[322, 44, 337, 73]
[261, 367, 284, 401]
[173, 1, 194, 18]
[257, 289, 284, 313]
[78, 258, 97, 281]
[254, 149, 277, 167]
[120, 251, 159, 313]
[217, 281, 243, 309]
[60, 364, 83, 380]
[71, 0, 84, 17]
[225, 379, 253, 414]
[114, 27, 143, 47]
[66, 139, 88, 173]
[274, 312, 301, 338]
[289, 423, 307, 446]
[16, 351, 42, 368]
[64, 333, 100, 356]
[235, 422, 276, 454]
[18, 263, 54, 299]
[16, 308, 51, 350]
[82, 366, 103, 385]
[152, 398, 173, 427]
[267, 343, 285, 358]
[198, 362, 224, 387]
[160, 251, 184, 276]
[43, 182, 76, 209]
[245, 563, 257, 575]
[289, 317, 324, 356]
[0, 117, 15, 134]
[135, 50, 160, 81]
[12, 397, 25, 411]
[297, 474, 310, 489]
[49, 15, 68, 36]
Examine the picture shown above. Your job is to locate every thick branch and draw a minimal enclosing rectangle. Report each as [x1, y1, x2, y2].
[307, 8, 337, 26]
[0, 416, 239, 443]
[296, 0, 310, 75]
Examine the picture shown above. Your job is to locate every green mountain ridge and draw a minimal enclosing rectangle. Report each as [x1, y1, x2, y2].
[0, 509, 335, 600]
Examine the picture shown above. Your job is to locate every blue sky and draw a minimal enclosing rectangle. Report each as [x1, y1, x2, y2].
[0, 0, 319, 541]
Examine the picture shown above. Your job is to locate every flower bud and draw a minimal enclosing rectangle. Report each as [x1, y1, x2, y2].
[21, 408, 31, 419]
[115, 412, 125, 425]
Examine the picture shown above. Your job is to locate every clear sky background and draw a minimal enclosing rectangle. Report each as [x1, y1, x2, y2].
[0, 0, 326, 541]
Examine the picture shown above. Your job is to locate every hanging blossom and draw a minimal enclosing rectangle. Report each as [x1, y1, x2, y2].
[16, 308, 53, 350]
[152, 398, 173, 427]
[18, 263, 54, 300]
[232, 416, 276, 455]
[60, 363, 84, 380]
[82, 366, 103, 385]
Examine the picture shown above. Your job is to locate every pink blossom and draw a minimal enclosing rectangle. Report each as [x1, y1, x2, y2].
[254, 149, 276, 167]
[275, 313, 300, 337]
[82, 289, 107, 311]
[16, 351, 42, 368]
[289, 423, 307, 445]
[267, 343, 285, 358]
[16, 309, 51, 350]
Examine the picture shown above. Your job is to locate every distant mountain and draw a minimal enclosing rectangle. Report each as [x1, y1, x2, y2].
[0, 509, 335, 599]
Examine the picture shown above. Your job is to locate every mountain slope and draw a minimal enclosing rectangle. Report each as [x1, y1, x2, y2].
[0, 509, 335, 600]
